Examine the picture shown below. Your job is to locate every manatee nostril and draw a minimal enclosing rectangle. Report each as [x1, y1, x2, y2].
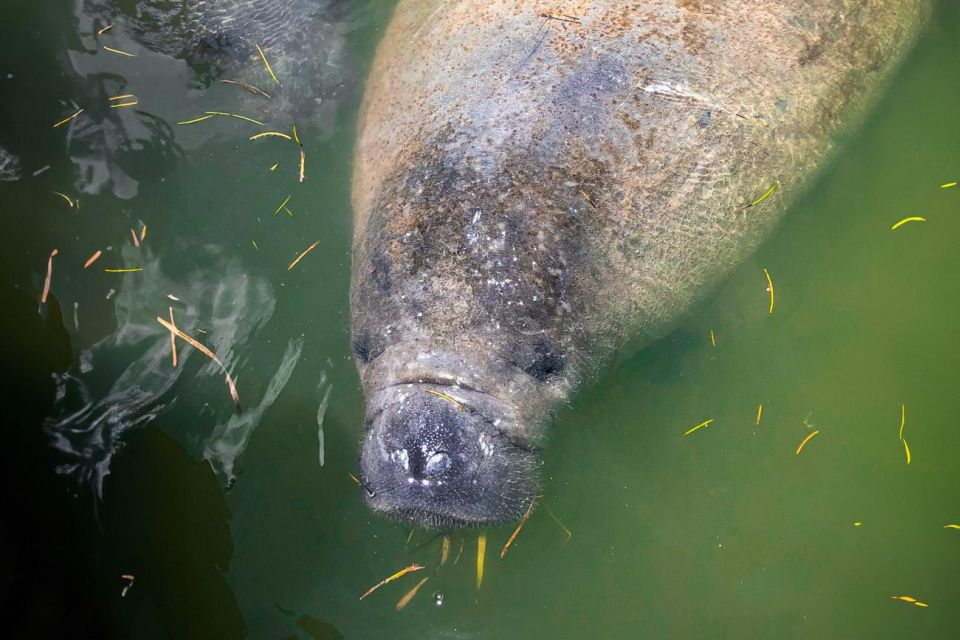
[424, 451, 451, 478]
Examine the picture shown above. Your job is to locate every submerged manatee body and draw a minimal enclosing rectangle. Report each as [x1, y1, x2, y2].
[352, 1, 931, 528]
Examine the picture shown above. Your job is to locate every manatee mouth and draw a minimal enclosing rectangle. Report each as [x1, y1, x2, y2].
[359, 383, 538, 529]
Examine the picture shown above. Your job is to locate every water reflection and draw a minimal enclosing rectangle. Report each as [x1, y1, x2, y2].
[44, 241, 277, 497]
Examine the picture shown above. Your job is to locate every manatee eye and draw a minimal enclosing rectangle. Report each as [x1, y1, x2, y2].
[424, 451, 451, 477]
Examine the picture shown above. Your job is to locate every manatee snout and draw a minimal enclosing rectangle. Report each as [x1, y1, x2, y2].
[360, 384, 538, 528]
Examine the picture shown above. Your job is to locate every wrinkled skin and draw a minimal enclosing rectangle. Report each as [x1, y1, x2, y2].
[351, 0, 931, 528]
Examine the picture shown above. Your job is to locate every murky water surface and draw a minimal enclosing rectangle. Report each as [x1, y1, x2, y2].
[2, 1, 960, 638]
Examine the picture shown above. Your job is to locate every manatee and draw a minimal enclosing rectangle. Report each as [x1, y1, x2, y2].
[351, 1, 931, 528]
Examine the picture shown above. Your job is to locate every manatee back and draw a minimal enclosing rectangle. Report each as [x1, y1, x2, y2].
[353, 0, 931, 375]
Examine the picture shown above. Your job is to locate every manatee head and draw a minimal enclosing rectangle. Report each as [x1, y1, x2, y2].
[356, 343, 554, 529]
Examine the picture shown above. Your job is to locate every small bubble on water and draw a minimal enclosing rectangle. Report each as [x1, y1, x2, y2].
[433, 592, 444, 607]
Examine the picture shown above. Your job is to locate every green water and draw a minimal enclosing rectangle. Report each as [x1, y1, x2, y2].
[1, 1, 959, 638]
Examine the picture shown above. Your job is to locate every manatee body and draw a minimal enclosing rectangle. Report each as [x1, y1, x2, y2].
[352, 0, 930, 527]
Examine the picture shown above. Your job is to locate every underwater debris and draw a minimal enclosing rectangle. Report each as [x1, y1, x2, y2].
[890, 216, 925, 231]
[892, 595, 928, 607]
[250, 131, 292, 141]
[500, 496, 537, 559]
[709, 329, 716, 347]
[544, 503, 572, 541]
[426, 389, 464, 410]
[763, 267, 775, 314]
[167, 307, 178, 367]
[898, 403, 911, 464]
[440, 535, 451, 566]
[102, 45, 136, 57]
[476, 532, 487, 590]
[104, 267, 143, 273]
[287, 241, 320, 271]
[683, 418, 714, 436]
[735, 181, 780, 213]
[83, 250, 102, 269]
[156, 315, 240, 407]
[203, 111, 265, 126]
[41, 248, 58, 304]
[52, 109, 83, 129]
[359, 564, 424, 600]
[395, 577, 430, 611]
[53, 191, 75, 207]
[756, 404, 763, 426]
[120, 574, 135, 597]
[176, 114, 215, 125]
[795, 430, 819, 455]
[220, 79, 271, 99]
[274, 195, 292, 215]
[254, 43, 282, 86]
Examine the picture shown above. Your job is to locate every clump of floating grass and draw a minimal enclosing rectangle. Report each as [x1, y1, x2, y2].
[795, 430, 819, 455]
[250, 131, 292, 141]
[756, 404, 763, 426]
[683, 418, 714, 436]
[891, 216, 925, 231]
[254, 43, 282, 86]
[220, 79, 271, 99]
[41, 249, 58, 304]
[892, 595, 928, 608]
[156, 315, 240, 407]
[440, 535, 451, 566]
[83, 250, 102, 269]
[359, 564, 424, 601]
[96, 24, 113, 36]
[897, 403, 911, 465]
[104, 267, 143, 273]
[500, 496, 537, 559]
[426, 389, 464, 410]
[53, 108, 83, 129]
[288, 240, 320, 270]
[395, 576, 429, 611]
[102, 45, 136, 57]
[53, 191, 75, 207]
[763, 267, 775, 314]
[476, 532, 487, 590]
